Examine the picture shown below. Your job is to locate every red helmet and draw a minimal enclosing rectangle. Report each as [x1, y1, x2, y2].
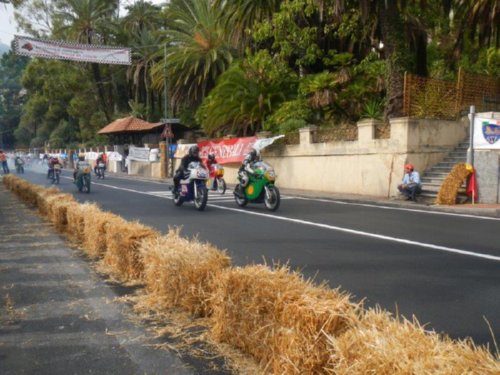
[404, 163, 414, 171]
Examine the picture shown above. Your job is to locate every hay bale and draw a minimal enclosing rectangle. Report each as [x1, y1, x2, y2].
[325, 308, 500, 374]
[47, 196, 78, 232]
[65, 202, 101, 244]
[82, 210, 126, 259]
[210, 264, 357, 374]
[436, 164, 471, 205]
[139, 227, 231, 316]
[101, 220, 159, 282]
[36, 187, 64, 216]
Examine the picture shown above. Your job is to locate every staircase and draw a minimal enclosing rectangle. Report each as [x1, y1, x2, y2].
[420, 139, 470, 203]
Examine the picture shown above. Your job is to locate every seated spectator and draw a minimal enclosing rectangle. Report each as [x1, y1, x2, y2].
[398, 163, 422, 201]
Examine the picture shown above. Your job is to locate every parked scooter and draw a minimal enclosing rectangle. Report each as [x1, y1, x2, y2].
[172, 161, 209, 211]
[208, 163, 226, 194]
[234, 161, 280, 211]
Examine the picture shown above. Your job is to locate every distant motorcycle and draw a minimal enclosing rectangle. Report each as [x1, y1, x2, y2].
[234, 161, 280, 211]
[208, 163, 226, 194]
[15, 160, 24, 174]
[96, 161, 106, 179]
[52, 163, 62, 184]
[172, 161, 209, 211]
[75, 163, 91, 193]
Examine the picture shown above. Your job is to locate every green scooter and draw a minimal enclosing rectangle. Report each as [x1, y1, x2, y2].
[234, 161, 280, 211]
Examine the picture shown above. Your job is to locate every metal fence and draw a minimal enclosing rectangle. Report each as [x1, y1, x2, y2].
[403, 68, 500, 119]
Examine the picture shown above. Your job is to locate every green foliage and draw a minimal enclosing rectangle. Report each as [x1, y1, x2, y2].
[264, 98, 313, 133]
[196, 50, 297, 135]
[361, 97, 385, 120]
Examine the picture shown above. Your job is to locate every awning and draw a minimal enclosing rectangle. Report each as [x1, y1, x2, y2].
[97, 116, 163, 134]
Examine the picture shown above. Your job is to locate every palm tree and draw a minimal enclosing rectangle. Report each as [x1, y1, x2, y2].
[127, 30, 163, 120]
[151, 0, 237, 110]
[55, 0, 117, 121]
[122, 0, 162, 33]
[214, 0, 281, 46]
[196, 51, 297, 136]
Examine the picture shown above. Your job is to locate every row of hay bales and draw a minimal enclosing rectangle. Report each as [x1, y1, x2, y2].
[3, 174, 499, 374]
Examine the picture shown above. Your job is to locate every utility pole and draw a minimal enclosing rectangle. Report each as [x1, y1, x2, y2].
[163, 43, 170, 177]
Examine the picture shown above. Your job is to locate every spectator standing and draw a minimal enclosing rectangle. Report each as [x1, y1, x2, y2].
[0, 150, 9, 174]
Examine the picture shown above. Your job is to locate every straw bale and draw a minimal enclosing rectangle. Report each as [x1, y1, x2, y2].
[2, 175, 42, 206]
[139, 228, 231, 316]
[36, 187, 64, 216]
[210, 264, 357, 374]
[65, 202, 101, 244]
[325, 308, 500, 375]
[101, 220, 159, 282]
[82, 210, 126, 259]
[436, 164, 471, 205]
[47, 196, 78, 232]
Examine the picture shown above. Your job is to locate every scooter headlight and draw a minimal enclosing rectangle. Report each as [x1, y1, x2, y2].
[265, 170, 276, 181]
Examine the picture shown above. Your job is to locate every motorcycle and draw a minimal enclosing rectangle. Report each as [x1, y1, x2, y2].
[75, 163, 91, 193]
[51, 163, 62, 184]
[172, 161, 209, 211]
[208, 163, 226, 194]
[96, 161, 106, 179]
[15, 160, 24, 174]
[234, 161, 280, 211]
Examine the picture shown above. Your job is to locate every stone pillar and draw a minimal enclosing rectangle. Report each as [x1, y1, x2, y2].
[357, 119, 379, 143]
[299, 126, 317, 145]
[474, 150, 500, 203]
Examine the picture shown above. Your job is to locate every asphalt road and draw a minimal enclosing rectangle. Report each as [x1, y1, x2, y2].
[18, 167, 500, 348]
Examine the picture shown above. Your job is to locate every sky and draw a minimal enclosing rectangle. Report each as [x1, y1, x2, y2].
[0, 3, 17, 46]
[0, 1, 167, 46]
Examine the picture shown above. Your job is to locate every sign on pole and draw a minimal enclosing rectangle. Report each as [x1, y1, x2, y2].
[14, 35, 131, 65]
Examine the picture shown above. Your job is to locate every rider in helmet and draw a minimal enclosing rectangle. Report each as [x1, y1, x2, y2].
[47, 156, 61, 179]
[173, 145, 202, 193]
[205, 153, 218, 190]
[238, 148, 260, 188]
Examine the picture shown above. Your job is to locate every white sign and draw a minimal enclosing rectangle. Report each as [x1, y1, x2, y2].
[107, 151, 123, 161]
[473, 113, 500, 150]
[15, 35, 131, 65]
[128, 146, 150, 161]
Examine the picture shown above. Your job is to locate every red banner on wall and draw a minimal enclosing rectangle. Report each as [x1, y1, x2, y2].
[197, 137, 257, 164]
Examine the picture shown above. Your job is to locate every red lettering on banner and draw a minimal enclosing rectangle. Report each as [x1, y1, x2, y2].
[198, 137, 257, 164]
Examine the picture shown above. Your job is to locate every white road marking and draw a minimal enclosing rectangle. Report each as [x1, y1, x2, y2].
[290, 196, 500, 221]
[61, 177, 500, 263]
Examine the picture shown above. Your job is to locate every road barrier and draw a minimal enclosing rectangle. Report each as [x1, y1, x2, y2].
[3, 174, 499, 374]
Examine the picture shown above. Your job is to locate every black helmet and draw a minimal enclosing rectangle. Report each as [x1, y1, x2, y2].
[208, 153, 215, 162]
[189, 145, 199, 158]
[249, 148, 259, 161]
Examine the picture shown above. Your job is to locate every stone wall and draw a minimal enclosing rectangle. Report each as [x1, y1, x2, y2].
[261, 118, 468, 197]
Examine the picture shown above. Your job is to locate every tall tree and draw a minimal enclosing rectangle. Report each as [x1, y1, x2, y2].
[54, 0, 118, 121]
[151, 0, 237, 110]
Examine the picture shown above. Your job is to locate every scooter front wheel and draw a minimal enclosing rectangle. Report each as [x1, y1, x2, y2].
[264, 185, 280, 211]
[234, 185, 248, 207]
[194, 184, 208, 211]
[216, 178, 226, 194]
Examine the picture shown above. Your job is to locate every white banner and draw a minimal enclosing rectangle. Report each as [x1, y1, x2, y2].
[15, 35, 131, 65]
[473, 113, 500, 149]
[128, 146, 150, 161]
[252, 135, 285, 152]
